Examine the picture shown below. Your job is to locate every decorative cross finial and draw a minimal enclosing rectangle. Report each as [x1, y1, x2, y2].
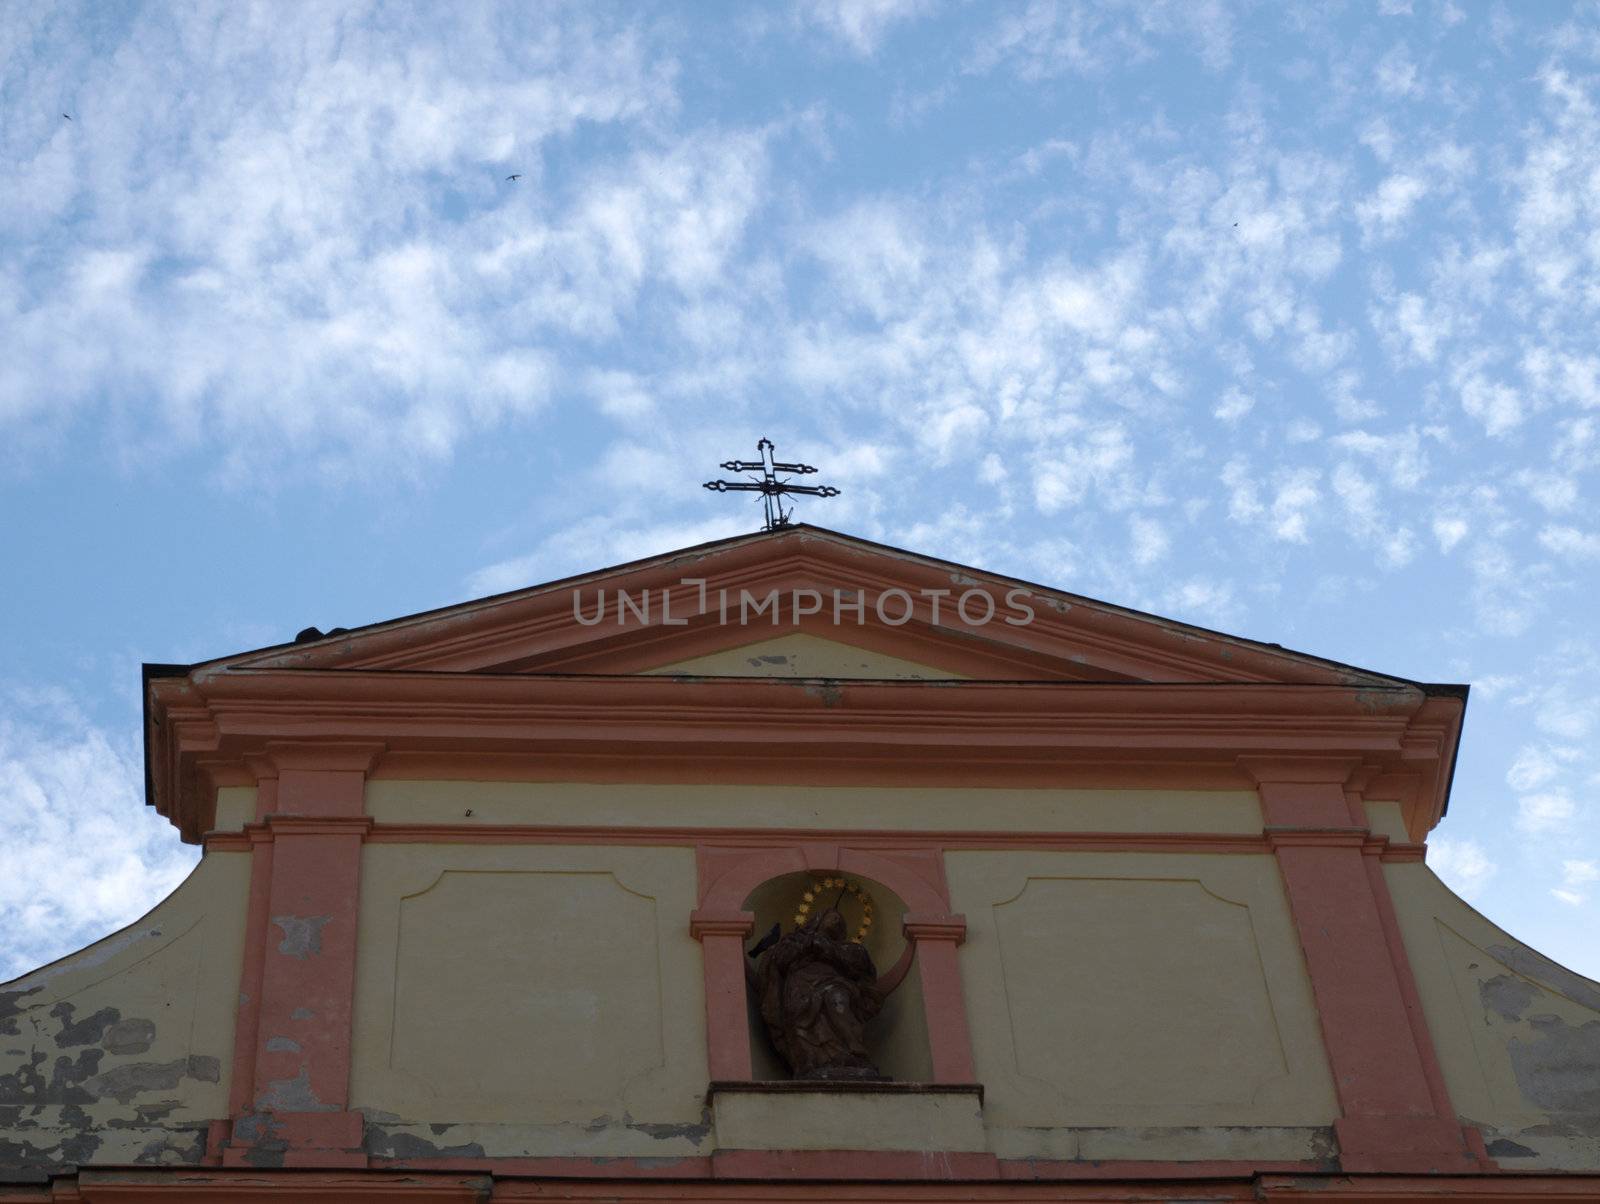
[703, 438, 840, 532]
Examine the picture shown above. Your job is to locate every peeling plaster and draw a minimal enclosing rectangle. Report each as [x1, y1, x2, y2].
[4, 928, 165, 988]
[87, 1055, 220, 1105]
[51, 1004, 120, 1049]
[1489, 943, 1600, 1013]
[0, 990, 41, 1038]
[1481, 974, 1539, 1023]
[255, 1067, 333, 1112]
[103, 1019, 156, 1055]
[1487, 1137, 1538, 1157]
[631, 1118, 713, 1142]
[272, 915, 330, 959]
[1476, 969, 1600, 1132]
[1508, 1016, 1600, 1125]
[802, 682, 844, 707]
[366, 1126, 487, 1160]
[232, 1112, 289, 1169]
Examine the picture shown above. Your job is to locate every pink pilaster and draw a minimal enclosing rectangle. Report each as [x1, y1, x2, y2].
[902, 913, 975, 1084]
[224, 744, 381, 1169]
[691, 910, 757, 1083]
[1243, 757, 1480, 1173]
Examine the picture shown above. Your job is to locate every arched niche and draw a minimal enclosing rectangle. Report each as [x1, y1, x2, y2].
[740, 870, 933, 1083]
[691, 842, 973, 1086]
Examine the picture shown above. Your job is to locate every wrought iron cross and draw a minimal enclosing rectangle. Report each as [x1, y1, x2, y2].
[703, 438, 840, 532]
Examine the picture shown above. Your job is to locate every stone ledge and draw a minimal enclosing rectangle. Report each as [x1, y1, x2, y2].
[708, 1081, 986, 1153]
[709, 1079, 983, 1100]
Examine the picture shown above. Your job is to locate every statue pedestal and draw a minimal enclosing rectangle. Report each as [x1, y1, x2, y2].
[707, 1080, 986, 1155]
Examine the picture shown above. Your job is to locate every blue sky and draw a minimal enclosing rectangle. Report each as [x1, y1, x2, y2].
[2, 0, 1598, 981]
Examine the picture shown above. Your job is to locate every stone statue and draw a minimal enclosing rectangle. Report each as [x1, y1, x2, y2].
[747, 909, 905, 1081]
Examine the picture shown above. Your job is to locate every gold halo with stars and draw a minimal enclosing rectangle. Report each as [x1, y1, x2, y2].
[791, 876, 875, 944]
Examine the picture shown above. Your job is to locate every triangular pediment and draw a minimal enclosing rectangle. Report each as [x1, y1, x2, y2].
[203, 526, 1411, 688]
[643, 633, 967, 679]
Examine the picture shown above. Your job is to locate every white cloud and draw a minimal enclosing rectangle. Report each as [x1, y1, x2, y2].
[970, 0, 1234, 78]
[1538, 525, 1600, 559]
[588, 370, 657, 421]
[1161, 577, 1240, 626]
[1458, 372, 1524, 436]
[1130, 514, 1170, 566]
[1356, 174, 1427, 239]
[1507, 744, 1564, 793]
[1563, 859, 1599, 883]
[1517, 790, 1576, 834]
[1032, 424, 1138, 514]
[1433, 515, 1469, 552]
[466, 511, 753, 598]
[1331, 428, 1428, 488]
[1427, 837, 1496, 900]
[1381, 292, 1450, 362]
[796, 0, 933, 55]
[0, 7, 722, 480]
[0, 692, 199, 982]
[1553, 860, 1600, 906]
[1373, 45, 1421, 98]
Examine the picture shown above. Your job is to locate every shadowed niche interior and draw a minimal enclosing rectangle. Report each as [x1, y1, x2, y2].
[740, 871, 931, 1083]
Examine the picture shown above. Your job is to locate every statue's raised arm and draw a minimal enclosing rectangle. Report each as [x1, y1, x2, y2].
[875, 936, 916, 996]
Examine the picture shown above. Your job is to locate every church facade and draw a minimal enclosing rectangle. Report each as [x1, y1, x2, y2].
[3, 525, 1598, 1200]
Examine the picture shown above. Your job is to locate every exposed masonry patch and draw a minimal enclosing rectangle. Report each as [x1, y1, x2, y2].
[631, 1119, 712, 1142]
[273, 915, 331, 959]
[1481, 975, 1539, 1023]
[290, 1007, 316, 1020]
[51, 1004, 121, 1049]
[1477, 968, 1600, 1130]
[0, 990, 41, 1038]
[103, 1019, 156, 1056]
[232, 1112, 289, 1169]
[1487, 1138, 1539, 1158]
[134, 1127, 207, 1165]
[366, 1126, 487, 1160]
[88, 1056, 220, 1105]
[362, 1112, 715, 1165]
[1508, 1017, 1600, 1127]
[802, 682, 843, 707]
[255, 1067, 334, 1113]
[1489, 943, 1600, 1013]
[587, 1110, 713, 1145]
[264, 1037, 301, 1053]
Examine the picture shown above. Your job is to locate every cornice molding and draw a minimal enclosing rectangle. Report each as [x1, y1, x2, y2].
[150, 672, 1462, 843]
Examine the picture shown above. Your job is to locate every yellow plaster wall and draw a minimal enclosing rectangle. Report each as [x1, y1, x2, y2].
[211, 786, 257, 833]
[1385, 861, 1600, 1170]
[643, 632, 966, 679]
[946, 849, 1338, 1162]
[1363, 799, 1410, 842]
[349, 843, 710, 1159]
[0, 851, 250, 1174]
[366, 781, 1264, 835]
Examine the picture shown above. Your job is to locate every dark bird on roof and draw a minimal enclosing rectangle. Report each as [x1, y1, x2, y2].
[506, 173, 521, 181]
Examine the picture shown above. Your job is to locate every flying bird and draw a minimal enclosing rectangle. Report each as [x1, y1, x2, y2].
[506, 173, 521, 182]
[62, 113, 72, 121]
